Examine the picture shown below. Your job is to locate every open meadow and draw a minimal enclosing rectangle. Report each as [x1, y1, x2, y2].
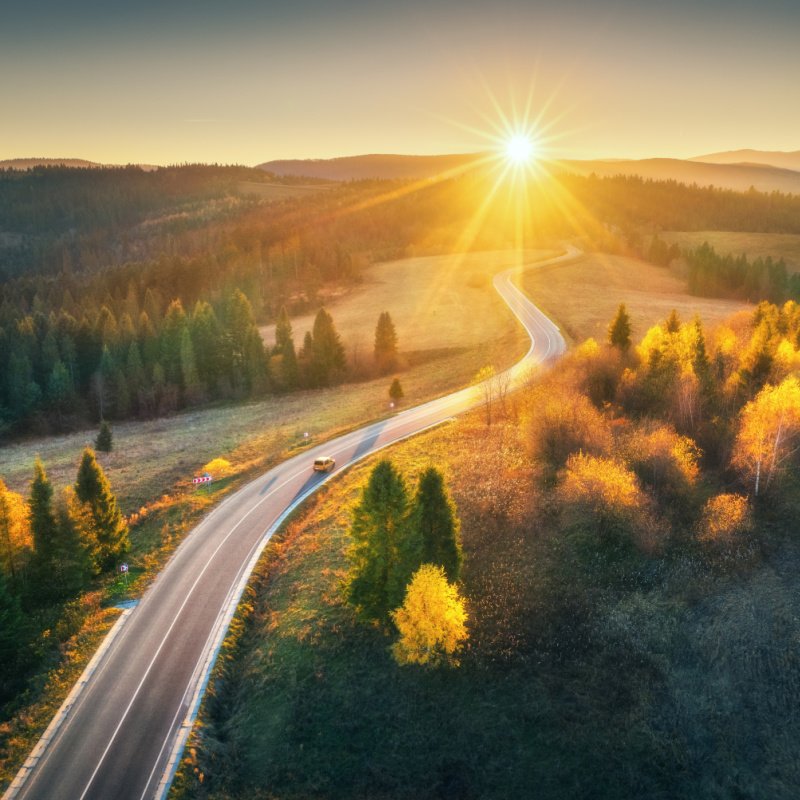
[520, 252, 750, 344]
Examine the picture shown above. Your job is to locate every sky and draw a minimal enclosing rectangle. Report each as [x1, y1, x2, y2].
[2, 0, 799, 165]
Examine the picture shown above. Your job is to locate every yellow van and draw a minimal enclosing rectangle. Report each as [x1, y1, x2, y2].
[313, 456, 336, 473]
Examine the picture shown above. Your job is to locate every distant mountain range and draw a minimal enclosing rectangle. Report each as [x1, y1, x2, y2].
[256, 153, 484, 181]
[691, 148, 800, 172]
[259, 152, 800, 194]
[0, 158, 159, 171]
[6, 149, 800, 195]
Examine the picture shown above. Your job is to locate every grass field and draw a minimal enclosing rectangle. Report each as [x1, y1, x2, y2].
[520, 252, 750, 344]
[173, 404, 800, 800]
[260, 249, 552, 353]
[661, 230, 800, 272]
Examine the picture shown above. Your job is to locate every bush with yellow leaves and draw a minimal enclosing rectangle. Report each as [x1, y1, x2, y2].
[391, 564, 468, 667]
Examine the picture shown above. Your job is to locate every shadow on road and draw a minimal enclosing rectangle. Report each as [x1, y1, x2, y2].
[258, 475, 278, 496]
[352, 420, 387, 462]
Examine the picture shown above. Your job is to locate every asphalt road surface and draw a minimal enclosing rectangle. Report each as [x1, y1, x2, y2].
[6, 245, 579, 800]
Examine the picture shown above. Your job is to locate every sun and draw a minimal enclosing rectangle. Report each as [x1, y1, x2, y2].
[505, 133, 537, 165]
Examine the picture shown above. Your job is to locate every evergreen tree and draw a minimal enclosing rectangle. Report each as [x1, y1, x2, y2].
[274, 306, 298, 389]
[29, 459, 61, 601]
[53, 489, 90, 598]
[160, 299, 188, 386]
[411, 467, 462, 581]
[244, 329, 270, 395]
[180, 326, 203, 402]
[310, 308, 346, 387]
[0, 568, 25, 697]
[94, 345, 116, 421]
[191, 301, 226, 393]
[346, 460, 419, 622]
[389, 378, 404, 404]
[665, 309, 682, 333]
[374, 311, 399, 374]
[47, 359, 74, 424]
[608, 303, 632, 351]
[95, 420, 113, 452]
[74, 448, 129, 574]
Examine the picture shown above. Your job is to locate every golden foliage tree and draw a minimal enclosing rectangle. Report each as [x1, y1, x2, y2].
[391, 564, 468, 667]
[557, 453, 656, 548]
[0, 479, 32, 589]
[698, 493, 753, 542]
[524, 388, 611, 469]
[731, 376, 800, 496]
[620, 422, 700, 501]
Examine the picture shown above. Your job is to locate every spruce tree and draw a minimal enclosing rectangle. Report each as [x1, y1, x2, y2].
[95, 420, 113, 452]
[29, 459, 61, 602]
[310, 308, 347, 387]
[347, 460, 419, 622]
[412, 467, 462, 581]
[374, 311, 399, 374]
[665, 309, 682, 333]
[389, 378, 404, 404]
[274, 307, 298, 389]
[608, 303, 632, 351]
[0, 568, 25, 696]
[160, 300, 188, 386]
[74, 448, 129, 574]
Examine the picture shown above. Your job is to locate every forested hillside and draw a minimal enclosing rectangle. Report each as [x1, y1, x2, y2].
[2, 165, 800, 439]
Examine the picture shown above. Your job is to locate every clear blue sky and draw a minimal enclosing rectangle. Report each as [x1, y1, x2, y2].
[2, 0, 798, 164]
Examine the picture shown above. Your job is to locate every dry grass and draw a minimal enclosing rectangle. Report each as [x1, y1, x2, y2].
[260, 249, 554, 353]
[521, 252, 750, 344]
[662, 230, 800, 273]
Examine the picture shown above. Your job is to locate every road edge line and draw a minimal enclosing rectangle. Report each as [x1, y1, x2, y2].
[2, 607, 135, 800]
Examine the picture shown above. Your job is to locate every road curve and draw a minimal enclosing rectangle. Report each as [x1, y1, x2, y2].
[5, 245, 581, 800]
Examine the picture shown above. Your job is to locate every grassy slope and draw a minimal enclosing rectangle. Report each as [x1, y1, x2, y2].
[173, 408, 800, 800]
[661, 230, 800, 273]
[520, 252, 750, 344]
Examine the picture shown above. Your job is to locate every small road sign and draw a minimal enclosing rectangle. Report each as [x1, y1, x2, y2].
[119, 563, 129, 573]
[192, 474, 212, 485]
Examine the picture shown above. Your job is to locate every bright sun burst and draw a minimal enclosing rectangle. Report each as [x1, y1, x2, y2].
[505, 133, 536, 165]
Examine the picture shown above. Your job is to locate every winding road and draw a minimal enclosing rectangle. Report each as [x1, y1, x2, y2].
[4, 245, 579, 800]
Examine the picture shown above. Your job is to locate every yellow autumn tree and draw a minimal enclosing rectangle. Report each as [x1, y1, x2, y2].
[557, 453, 658, 548]
[731, 376, 800, 496]
[391, 564, 468, 667]
[698, 493, 753, 542]
[0, 478, 32, 588]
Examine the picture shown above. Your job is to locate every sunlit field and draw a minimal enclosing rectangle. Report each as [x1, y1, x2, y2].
[520, 252, 750, 344]
[260, 248, 552, 353]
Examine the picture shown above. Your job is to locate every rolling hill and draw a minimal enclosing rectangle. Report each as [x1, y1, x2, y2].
[257, 152, 484, 181]
[258, 152, 800, 194]
[691, 148, 800, 172]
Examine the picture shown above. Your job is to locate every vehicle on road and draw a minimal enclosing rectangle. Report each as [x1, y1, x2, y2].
[313, 456, 336, 472]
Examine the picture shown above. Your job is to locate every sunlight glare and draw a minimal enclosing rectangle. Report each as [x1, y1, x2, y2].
[506, 133, 536, 165]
